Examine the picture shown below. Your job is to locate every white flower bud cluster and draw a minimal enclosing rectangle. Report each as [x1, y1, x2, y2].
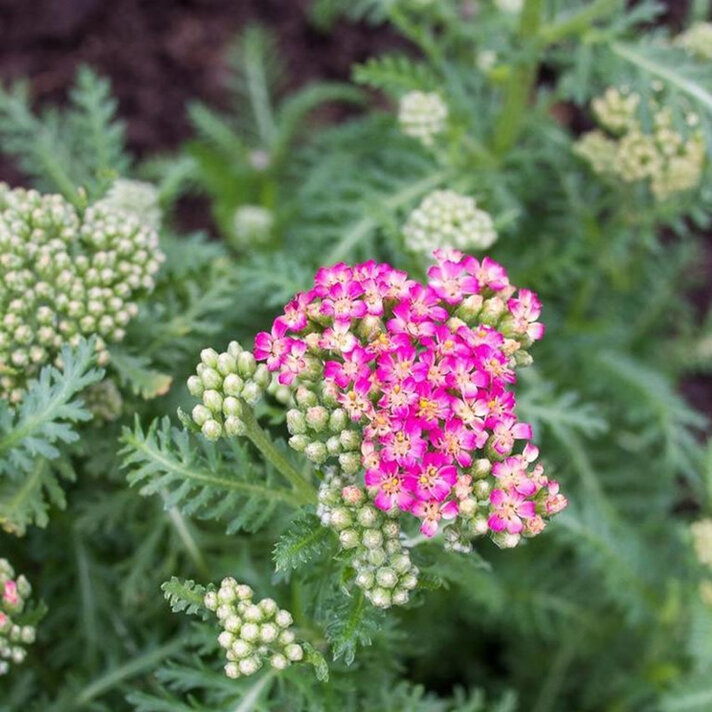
[592, 87, 640, 135]
[398, 91, 448, 147]
[287, 397, 362, 473]
[95, 178, 162, 230]
[574, 89, 706, 202]
[203, 578, 304, 678]
[82, 378, 123, 422]
[0, 183, 164, 401]
[0, 559, 36, 677]
[231, 205, 274, 250]
[676, 22, 712, 61]
[403, 190, 498, 256]
[188, 341, 271, 441]
[317, 471, 419, 609]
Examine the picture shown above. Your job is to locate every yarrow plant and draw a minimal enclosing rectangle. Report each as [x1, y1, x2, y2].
[189, 249, 567, 577]
[0, 559, 37, 677]
[574, 87, 706, 201]
[403, 190, 498, 256]
[0, 183, 164, 401]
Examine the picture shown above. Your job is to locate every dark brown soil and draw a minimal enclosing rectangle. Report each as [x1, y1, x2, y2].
[0, 0, 402, 183]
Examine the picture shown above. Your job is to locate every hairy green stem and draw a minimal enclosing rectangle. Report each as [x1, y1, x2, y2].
[240, 400, 317, 504]
[492, 0, 543, 156]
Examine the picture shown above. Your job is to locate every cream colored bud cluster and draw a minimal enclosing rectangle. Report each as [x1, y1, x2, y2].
[398, 91, 448, 147]
[0, 183, 164, 401]
[676, 22, 712, 61]
[317, 471, 419, 609]
[287, 394, 362, 473]
[0, 559, 36, 677]
[231, 205, 274, 250]
[403, 190, 498, 256]
[574, 89, 706, 202]
[95, 178, 162, 230]
[203, 578, 303, 678]
[188, 342, 272, 441]
[83, 378, 124, 422]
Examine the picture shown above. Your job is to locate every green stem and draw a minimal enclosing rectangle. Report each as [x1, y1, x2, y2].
[325, 169, 451, 264]
[240, 400, 317, 504]
[492, 0, 543, 155]
[538, 0, 621, 45]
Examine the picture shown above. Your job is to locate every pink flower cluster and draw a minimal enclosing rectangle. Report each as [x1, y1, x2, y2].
[254, 250, 567, 540]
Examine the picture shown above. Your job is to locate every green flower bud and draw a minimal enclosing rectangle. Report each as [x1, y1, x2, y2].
[284, 643, 303, 662]
[201, 419, 223, 441]
[217, 352, 237, 376]
[224, 416, 246, 437]
[222, 373, 244, 397]
[288, 434, 309, 452]
[241, 381, 262, 406]
[237, 351, 257, 378]
[329, 408, 348, 432]
[339, 429, 361, 450]
[253, 364, 271, 389]
[326, 436, 342, 455]
[305, 406, 329, 432]
[192, 404, 211, 426]
[304, 441, 327, 464]
[203, 389, 223, 414]
[286, 409, 307, 434]
[339, 452, 361, 475]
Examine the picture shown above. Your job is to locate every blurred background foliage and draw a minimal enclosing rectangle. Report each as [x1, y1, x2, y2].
[1, 1, 712, 710]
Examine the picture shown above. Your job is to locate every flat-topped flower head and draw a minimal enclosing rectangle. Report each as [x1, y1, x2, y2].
[403, 190, 498, 256]
[245, 250, 564, 546]
[0, 183, 164, 401]
[574, 88, 706, 202]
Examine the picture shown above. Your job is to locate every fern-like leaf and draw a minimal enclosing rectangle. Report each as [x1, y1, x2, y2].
[273, 513, 335, 575]
[162, 577, 211, 619]
[121, 417, 297, 533]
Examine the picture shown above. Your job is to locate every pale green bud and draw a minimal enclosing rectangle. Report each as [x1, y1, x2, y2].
[201, 419, 222, 441]
[237, 351, 257, 378]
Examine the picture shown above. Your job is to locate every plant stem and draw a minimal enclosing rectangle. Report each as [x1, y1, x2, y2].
[239, 400, 317, 504]
[492, 0, 543, 156]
